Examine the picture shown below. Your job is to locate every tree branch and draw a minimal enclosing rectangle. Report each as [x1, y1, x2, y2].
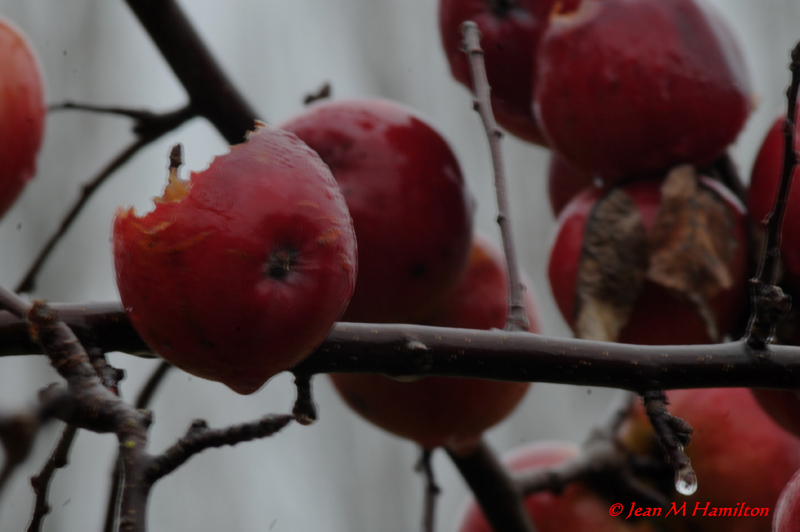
[6, 302, 800, 391]
[460, 21, 529, 332]
[122, 0, 259, 144]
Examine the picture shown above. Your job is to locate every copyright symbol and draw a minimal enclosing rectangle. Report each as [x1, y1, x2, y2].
[609, 503, 624, 517]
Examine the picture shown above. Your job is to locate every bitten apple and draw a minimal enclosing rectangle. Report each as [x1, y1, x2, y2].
[0, 16, 45, 219]
[113, 124, 357, 394]
[438, 0, 579, 145]
[534, 0, 752, 182]
[548, 167, 749, 345]
[280, 98, 473, 324]
[330, 234, 538, 451]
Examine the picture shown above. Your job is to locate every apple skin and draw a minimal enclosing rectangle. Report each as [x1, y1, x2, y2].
[547, 152, 597, 217]
[438, 0, 579, 145]
[620, 388, 800, 532]
[548, 176, 749, 345]
[330, 234, 538, 451]
[113, 124, 357, 395]
[280, 98, 473, 324]
[747, 113, 800, 287]
[751, 389, 800, 440]
[774, 467, 800, 532]
[456, 441, 657, 532]
[534, 0, 752, 182]
[0, 16, 46, 219]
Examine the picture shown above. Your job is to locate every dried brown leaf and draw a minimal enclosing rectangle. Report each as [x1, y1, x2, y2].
[574, 188, 648, 341]
[646, 165, 738, 341]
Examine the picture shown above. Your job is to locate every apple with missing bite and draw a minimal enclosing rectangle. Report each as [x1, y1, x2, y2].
[280, 98, 473, 324]
[113, 124, 357, 394]
[330, 234, 538, 452]
[534, 0, 752, 182]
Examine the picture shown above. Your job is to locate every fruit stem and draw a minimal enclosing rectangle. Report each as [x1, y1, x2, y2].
[744, 41, 800, 352]
[460, 22, 530, 332]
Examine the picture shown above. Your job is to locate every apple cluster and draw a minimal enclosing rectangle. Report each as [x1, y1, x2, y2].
[4, 1, 800, 531]
[437, 0, 800, 530]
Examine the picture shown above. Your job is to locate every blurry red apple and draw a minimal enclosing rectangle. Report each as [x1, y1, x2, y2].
[534, 0, 752, 182]
[330, 234, 539, 451]
[456, 440, 657, 532]
[548, 167, 749, 344]
[438, 0, 578, 144]
[0, 17, 45, 219]
[547, 152, 597, 217]
[619, 388, 800, 532]
[280, 98, 473, 324]
[774, 467, 800, 532]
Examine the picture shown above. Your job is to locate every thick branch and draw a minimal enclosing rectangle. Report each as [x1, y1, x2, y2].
[122, 0, 259, 144]
[6, 303, 800, 391]
[447, 441, 536, 532]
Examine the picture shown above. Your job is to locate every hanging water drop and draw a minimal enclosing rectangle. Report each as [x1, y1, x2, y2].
[675, 464, 698, 496]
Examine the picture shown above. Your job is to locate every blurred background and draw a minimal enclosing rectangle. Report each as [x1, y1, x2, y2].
[0, 0, 798, 530]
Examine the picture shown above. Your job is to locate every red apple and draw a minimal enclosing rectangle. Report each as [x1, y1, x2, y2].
[547, 152, 598, 217]
[751, 389, 800, 440]
[774, 467, 800, 532]
[534, 0, 752, 182]
[280, 98, 473, 324]
[438, 0, 579, 145]
[456, 440, 658, 532]
[619, 388, 800, 532]
[548, 167, 749, 344]
[330, 234, 539, 451]
[113, 124, 357, 394]
[0, 16, 45, 219]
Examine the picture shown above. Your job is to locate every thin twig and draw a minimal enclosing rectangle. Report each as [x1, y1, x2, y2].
[27, 424, 78, 532]
[744, 42, 800, 352]
[146, 415, 293, 483]
[16, 105, 196, 294]
[641, 390, 695, 496]
[460, 21, 528, 332]
[416, 448, 440, 532]
[291, 373, 317, 426]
